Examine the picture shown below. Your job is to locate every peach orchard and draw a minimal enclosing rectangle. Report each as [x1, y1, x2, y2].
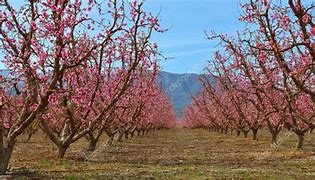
[0, 0, 314, 176]
[0, 0, 175, 174]
[182, 0, 314, 149]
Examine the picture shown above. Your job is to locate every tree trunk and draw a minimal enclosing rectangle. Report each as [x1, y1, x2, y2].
[296, 133, 304, 150]
[0, 150, 12, 175]
[243, 131, 249, 138]
[0, 131, 15, 175]
[124, 132, 129, 140]
[141, 130, 145, 135]
[252, 129, 258, 141]
[87, 139, 97, 151]
[230, 129, 233, 135]
[27, 133, 33, 141]
[57, 145, 69, 159]
[130, 131, 135, 138]
[106, 136, 114, 146]
[236, 130, 241, 136]
[117, 133, 123, 142]
[271, 131, 277, 145]
[0, 147, 13, 175]
[137, 130, 141, 136]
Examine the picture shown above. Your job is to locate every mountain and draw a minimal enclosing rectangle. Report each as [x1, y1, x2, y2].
[156, 71, 214, 118]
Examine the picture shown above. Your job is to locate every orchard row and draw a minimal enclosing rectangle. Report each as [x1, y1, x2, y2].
[181, 0, 314, 149]
[0, 0, 175, 175]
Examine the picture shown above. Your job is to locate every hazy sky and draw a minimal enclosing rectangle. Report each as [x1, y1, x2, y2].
[144, 0, 244, 73]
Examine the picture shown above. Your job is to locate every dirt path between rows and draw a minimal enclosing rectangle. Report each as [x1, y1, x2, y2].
[5, 127, 315, 178]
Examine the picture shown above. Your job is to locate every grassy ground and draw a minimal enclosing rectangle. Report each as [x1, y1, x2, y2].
[3, 127, 315, 179]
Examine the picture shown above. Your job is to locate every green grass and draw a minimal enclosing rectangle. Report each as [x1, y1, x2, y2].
[40, 158, 53, 169]
[5, 127, 315, 179]
[64, 174, 80, 180]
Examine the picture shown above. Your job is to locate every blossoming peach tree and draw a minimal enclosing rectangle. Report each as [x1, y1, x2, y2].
[0, 0, 174, 174]
[181, 0, 314, 149]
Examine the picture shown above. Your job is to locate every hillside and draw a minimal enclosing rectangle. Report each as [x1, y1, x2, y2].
[156, 71, 213, 118]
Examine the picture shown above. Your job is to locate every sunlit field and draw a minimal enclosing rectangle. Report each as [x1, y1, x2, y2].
[5, 128, 315, 179]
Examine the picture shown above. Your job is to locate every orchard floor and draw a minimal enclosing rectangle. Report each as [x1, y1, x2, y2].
[4, 127, 315, 179]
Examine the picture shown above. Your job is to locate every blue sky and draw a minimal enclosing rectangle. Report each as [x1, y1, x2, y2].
[144, 0, 244, 74]
[0, 1, 313, 73]
[0, 0, 247, 73]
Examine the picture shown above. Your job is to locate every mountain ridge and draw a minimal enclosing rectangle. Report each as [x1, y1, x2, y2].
[156, 71, 208, 118]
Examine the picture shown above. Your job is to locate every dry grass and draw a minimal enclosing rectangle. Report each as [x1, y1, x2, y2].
[3, 127, 315, 179]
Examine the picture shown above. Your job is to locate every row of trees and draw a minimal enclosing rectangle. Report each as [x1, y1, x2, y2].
[181, 0, 314, 149]
[0, 0, 175, 174]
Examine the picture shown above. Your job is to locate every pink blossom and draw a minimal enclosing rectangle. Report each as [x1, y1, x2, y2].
[30, 21, 37, 29]
[50, 5, 57, 11]
[302, 14, 311, 23]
